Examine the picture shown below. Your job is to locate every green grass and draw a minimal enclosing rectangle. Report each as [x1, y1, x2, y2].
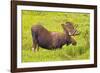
[22, 10, 90, 62]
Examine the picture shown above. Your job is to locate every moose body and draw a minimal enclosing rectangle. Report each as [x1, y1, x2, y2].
[31, 22, 79, 52]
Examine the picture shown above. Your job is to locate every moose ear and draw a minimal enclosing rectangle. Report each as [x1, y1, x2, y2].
[61, 23, 69, 34]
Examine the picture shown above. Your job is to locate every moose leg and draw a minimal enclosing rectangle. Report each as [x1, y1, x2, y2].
[32, 39, 37, 52]
[36, 45, 39, 51]
[31, 30, 38, 52]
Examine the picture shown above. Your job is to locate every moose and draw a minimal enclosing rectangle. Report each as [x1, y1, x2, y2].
[31, 22, 79, 52]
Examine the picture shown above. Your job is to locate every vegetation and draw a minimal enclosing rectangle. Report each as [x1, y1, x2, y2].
[22, 10, 90, 62]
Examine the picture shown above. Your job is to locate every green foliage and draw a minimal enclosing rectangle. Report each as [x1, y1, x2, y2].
[22, 10, 90, 62]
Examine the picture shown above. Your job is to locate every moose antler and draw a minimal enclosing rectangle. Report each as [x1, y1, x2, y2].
[74, 24, 78, 28]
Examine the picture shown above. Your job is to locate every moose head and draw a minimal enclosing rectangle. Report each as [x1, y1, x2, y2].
[61, 22, 79, 36]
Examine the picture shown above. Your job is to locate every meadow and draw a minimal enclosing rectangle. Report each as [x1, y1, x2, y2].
[22, 10, 90, 62]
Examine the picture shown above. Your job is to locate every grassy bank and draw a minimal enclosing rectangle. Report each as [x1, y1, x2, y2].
[22, 10, 90, 62]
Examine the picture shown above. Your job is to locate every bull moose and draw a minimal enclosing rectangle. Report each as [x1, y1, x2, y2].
[31, 22, 79, 52]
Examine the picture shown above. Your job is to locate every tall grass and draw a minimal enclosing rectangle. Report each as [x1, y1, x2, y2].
[22, 10, 90, 62]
